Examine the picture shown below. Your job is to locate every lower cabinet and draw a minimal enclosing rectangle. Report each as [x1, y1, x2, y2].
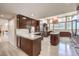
[17, 36, 41, 56]
[50, 34, 59, 46]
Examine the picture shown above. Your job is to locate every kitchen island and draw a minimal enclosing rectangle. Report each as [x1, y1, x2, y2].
[16, 29, 42, 56]
[50, 32, 59, 46]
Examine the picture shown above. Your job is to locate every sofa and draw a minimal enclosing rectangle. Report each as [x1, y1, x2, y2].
[59, 32, 71, 37]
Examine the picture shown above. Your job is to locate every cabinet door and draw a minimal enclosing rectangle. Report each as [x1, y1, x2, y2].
[32, 20, 40, 32]
[17, 18, 20, 28]
[26, 19, 31, 26]
[32, 20, 36, 26]
[17, 15, 27, 28]
[17, 36, 21, 48]
[19, 19, 27, 28]
[36, 21, 39, 26]
[17, 14, 39, 30]
[50, 34, 59, 46]
[20, 37, 33, 56]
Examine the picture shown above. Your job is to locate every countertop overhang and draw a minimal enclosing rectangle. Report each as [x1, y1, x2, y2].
[16, 29, 41, 40]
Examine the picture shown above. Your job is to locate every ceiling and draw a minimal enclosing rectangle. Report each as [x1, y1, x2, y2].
[0, 19, 8, 25]
[0, 3, 78, 19]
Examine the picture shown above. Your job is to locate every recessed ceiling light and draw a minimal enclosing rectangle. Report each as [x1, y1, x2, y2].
[31, 13, 34, 17]
[0, 14, 4, 17]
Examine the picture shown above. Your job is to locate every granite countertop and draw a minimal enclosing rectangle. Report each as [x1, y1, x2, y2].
[16, 29, 41, 40]
[50, 32, 59, 34]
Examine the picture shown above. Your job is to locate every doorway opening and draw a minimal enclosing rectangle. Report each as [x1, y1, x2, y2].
[0, 19, 9, 42]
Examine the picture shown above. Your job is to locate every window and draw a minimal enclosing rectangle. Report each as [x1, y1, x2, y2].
[67, 16, 72, 21]
[59, 22, 65, 30]
[40, 23, 43, 31]
[73, 21, 76, 29]
[54, 24, 59, 29]
[76, 14, 79, 21]
[59, 17, 66, 22]
[50, 24, 53, 30]
[72, 20, 77, 35]
[72, 15, 78, 21]
[77, 21, 79, 35]
[66, 22, 71, 29]
[66, 22, 72, 32]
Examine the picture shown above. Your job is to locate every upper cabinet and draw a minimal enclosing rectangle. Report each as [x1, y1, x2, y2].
[17, 14, 40, 32]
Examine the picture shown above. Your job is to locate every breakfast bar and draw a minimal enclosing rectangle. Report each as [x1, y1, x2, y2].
[16, 29, 42, 56]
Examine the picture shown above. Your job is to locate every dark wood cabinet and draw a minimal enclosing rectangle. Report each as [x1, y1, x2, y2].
[17, 36, 41, 56]
[17, 14, 27, 28]
[50, 34, 59, 46]
[32, 19, 36, 26]
[26, 19, 31, 26]
[17, 14, 40, 32]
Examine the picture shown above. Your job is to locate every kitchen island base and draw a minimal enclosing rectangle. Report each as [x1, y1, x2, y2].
[17, 36, 41, 56]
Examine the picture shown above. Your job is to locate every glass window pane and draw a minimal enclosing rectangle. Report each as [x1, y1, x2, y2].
[72, 14, 79, 21]
[54, 24, 59, 29]
[77, 21, 79, 35]
[59, 23, 65, 30]
[50, 24, 53, 30]
[59, 17, 66, 22]
[67, 22, 71, 29]
[66, 22, 72, 32]
[72, 15, 78, 21]
[67, 16, 72, 21]
[76, 14, 79, 21]
[73, 21, 76, 29]
[72, 21, 76, 35]
[40, 24, 43, 31]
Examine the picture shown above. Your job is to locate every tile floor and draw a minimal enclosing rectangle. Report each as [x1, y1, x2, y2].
[0, 32, 9, 42]
[40, 36, 77, 56]
[0, 42, 27, 56]
[0, 34, 78, 56]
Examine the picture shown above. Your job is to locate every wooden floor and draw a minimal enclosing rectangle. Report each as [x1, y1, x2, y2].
[0, 41, 27, 56]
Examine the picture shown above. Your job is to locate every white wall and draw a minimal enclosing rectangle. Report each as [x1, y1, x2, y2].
[0, 16, 17, 47]
[8, 16, 17, 47]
